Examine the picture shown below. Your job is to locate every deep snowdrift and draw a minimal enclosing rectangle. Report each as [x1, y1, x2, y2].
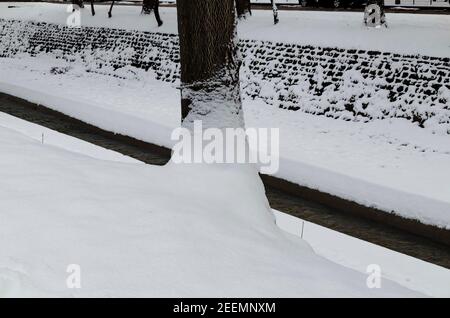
[2, 112, 449, 297]
[0, 125, 420, 297]
[0, 112, 450, 297]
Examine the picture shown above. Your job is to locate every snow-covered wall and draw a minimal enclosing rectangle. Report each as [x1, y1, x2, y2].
[241, 40, 449, 132]
[1, 19, 449, 132]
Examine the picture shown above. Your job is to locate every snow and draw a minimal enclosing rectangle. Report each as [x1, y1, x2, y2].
[246, 100, 450, 229]
[0, 1, 447, 298]
[274, 210, 450, 298]
[1, 2, 450, 57]
[383, 0, 450, 7]
[74, 0, 450, 8]
[0, 112, 141, 164]
[0, 54, 449, 229]
[0, 56, 178, 149]
[2, 111, 448, 297]
[0, 116, 423, 297]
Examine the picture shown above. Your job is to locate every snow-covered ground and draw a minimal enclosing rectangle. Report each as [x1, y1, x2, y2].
[252, 0, 450, 7]
[274, 211, 450, 298]
[1, 3, 450, 57]
[0, 54, 449, 229]
[0, 111, 141, 164]
[0, 1, 448, 298]
[2, 111, 450, 297]
[0, 5, 449, 224]
[118, 0, 450, 8]
[0, 112, 424, 297]
[230, 0, 450, 6]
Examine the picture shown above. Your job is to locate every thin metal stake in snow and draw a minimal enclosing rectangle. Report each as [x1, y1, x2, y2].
[41, 133, 44, 144]
[300, 221, 305, 239]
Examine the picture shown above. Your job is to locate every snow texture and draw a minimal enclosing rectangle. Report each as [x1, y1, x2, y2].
[0, 121, 421, 297]
[3, 112, 447, 297]
[1, 17, 448, 132]
[274, 210, 450, 298]
[1, 3, 449, 57]
[1, 55, 449, 229]
[0, 4, 449, 228]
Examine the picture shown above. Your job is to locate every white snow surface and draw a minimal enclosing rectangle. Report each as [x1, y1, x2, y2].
[2, 112, 448, 297]
[274, 210, 450, 298]
[1, 2, 450, 57]
[0, 1, 446, 298]
[0, 111, 141, 164]
[0, 55, 449, 229]
[0, 116, 423, 297]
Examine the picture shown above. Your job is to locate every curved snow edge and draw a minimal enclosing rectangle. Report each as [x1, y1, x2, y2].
[0, 82, 448, 233]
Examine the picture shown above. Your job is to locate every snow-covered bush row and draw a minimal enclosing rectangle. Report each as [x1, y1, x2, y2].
[1, 19, 449, 132]
[240, 40, 450, 133]
[0, 19, 180, 82]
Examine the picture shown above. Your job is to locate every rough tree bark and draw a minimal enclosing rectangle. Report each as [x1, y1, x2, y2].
[236, 0, 252, 19]
[177, 0, 243, 129]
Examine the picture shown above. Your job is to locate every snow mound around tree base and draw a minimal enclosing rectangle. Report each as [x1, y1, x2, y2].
[0, 125, 420, 297]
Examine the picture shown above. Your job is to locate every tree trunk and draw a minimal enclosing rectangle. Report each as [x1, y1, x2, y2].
[142, 0, 154, 14]
[271, 0, 279, 25]
[236, 0, 252, 19]
[177, 0, 243, 129]
[72, 0, 84, 9]
[379, 0, 386, 25]
[142, 0, 163, 26]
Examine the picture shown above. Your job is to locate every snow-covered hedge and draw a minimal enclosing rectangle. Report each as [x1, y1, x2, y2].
[1, 19, 449, 132]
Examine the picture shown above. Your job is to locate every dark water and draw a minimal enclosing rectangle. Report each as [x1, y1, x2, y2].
[0, 92, 449, 269]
